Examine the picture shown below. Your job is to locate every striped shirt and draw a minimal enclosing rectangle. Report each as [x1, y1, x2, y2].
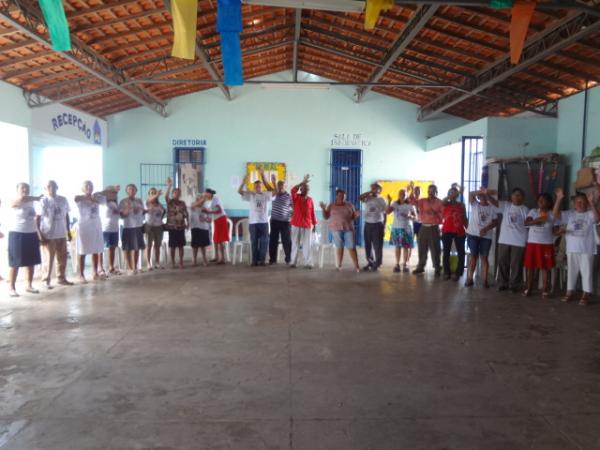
[271, 191, 292, 222]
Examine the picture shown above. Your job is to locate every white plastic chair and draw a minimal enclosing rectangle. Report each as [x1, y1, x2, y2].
[316, 220, 334, 269]
[232, 218, 251, 265]
[224, 218, 233, 262]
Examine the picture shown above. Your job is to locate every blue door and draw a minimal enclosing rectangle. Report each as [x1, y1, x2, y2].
[330, 149, 363, 245]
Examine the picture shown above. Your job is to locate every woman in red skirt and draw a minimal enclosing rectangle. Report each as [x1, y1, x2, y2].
[203, 188, 229, 264]
[523, 193, 557, 298]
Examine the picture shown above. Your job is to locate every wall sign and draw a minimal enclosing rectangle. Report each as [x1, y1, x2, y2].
[31, 103, 107, 148]
[172, 138, 207, 147]
[331, 133, 371, 147]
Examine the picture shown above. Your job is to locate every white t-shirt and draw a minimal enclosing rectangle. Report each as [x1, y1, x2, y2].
[102, 200, 120, 233]
[561, 210, 597, 255]
[190, 207, 211, 230]
[242, 192, 272, 224]
[498, 201, 529, 247]
[466, 202, 498, 239]
[145, 203, 165, 227]
[526, 209, 555, 245]
[119, 198, 145, 228]
[211, 196, 225, 219]
[364, 196, 387, 224]
[38, 195, 70, 239]
[76, 195, 105, 224]
[10, 201, 37, 233]
[391, 203, 415, 230]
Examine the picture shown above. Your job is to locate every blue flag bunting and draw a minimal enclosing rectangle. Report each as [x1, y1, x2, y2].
[217, 0, 243, 86]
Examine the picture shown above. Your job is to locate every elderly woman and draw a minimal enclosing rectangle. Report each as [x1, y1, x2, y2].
[165, 177, 189, 269]
[7, 183, 42, 297]
[75, 181, 118, 283]
[119, 184, 146, 274]
[319, 189, 360, 272]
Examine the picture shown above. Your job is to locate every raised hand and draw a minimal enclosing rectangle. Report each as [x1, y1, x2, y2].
[319, 201, 327, 209]
[303, 174, 310, 184]
[271, 174, 277, 184]
[166, 177, 173, 186]
[386, 194, 392, 203]
[555, 187, 564, 201]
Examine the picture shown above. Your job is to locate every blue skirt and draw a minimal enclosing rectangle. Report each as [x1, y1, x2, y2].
[8, 231, 41, 268]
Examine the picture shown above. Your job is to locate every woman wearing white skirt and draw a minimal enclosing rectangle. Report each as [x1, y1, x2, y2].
[74, 181, 118, 283]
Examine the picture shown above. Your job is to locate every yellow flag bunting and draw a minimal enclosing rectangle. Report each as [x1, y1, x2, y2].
[364, 0, 394, 30]
[171, 0, 198, 60]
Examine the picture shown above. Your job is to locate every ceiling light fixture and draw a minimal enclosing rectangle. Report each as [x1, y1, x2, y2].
[260, 82, 331, 90]
[241, 0, 365, 13]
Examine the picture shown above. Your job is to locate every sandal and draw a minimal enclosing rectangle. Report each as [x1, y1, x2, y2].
[25, 287, 39, 294]
[579, 294, 590, 306]
[562, 292, 575, 303]
[522, 289, 532, 297]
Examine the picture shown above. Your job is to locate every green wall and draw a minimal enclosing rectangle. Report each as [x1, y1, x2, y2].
[105, 72, 467, 212]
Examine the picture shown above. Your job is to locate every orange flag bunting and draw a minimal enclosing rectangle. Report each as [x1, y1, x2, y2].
[509, 0, 536, 64]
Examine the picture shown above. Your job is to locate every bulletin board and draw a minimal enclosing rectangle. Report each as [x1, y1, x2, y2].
[378, 180, 433, 241]
[246, 162, 286, 190]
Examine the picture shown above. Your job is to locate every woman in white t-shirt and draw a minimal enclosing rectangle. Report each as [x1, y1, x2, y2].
[74, 181, 116, 283]
[7, 183, 42, 297]
[553, 188, 600, 305]
[523, 193, 557, 298]
[490, 188, 529, 292]
[203, 188, 229, 264]
[190, 193, 212, 266]
[465, 188, 499, 288]
[99, 186, 121, 275]
[386, 189, 416, 273]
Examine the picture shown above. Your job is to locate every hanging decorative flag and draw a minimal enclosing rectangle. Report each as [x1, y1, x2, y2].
[509, 0, 536, 64]
[490, 0, 513, 8]
[38, 0, 71, 51]
[217, 0, 243, 86]
[171, 0, 198, 60]
[364, 0, 394, 30]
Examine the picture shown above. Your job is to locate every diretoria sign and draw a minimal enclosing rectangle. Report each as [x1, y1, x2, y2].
[32, 104, 108, 148]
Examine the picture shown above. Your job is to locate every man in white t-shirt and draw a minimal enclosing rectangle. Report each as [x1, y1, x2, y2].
[239, 171, 273, 266]
[360, 183, 387, 271]
[35, 180, 73, 288]
[490, 188, 529, 292]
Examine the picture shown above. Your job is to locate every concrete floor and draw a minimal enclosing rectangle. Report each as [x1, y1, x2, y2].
[1, 251, 600, 450]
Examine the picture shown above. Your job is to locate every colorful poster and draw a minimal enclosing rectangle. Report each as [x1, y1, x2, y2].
[246, 162, 286, 190]
[377, 180, 433, 241]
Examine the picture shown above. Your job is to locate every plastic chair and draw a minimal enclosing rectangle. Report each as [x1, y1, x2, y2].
[316, 220, 334, 269]
[224, 218, 233, 262]
[232, 218, 251, 265]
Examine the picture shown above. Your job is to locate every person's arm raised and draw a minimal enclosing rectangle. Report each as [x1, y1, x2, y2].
[260, 169, 274, 191]
[165, 177, 173, 203]
[319, 201, 331, 219]
[238, 174, 249, 196]
[552, 188, 564, 221]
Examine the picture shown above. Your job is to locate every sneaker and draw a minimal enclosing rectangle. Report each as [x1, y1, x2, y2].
[25, 287, 40, 294]
[58, 280, 74, 286]
[304, 264, 313, 269]
[393, 265, 401, 273]
[402, 266, 409, 273]
[412, 268, 425, 275]
[8, 289, 19, 298]
[45, 284, 54, 290]
[362, 265, 372, 272]
[290, 264, 296, 269]
[464, 279, 474, 287]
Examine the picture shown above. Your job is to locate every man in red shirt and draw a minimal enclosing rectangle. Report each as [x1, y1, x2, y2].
[413, 184, 444, 276]
[290, 175, 317, 268]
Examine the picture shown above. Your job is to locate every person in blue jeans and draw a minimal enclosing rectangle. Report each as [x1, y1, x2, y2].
[238, 171, 273, 266]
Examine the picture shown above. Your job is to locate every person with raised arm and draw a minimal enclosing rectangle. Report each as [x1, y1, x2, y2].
[36, 180, 73, 289]
[144, 187, 166, 270]
[190, 192, 212, 266]
[441, 184, 468, 282]
[100, 186, 121, 275]
[267, 173, 292, 265]
[408, 183, 422, 238]
[387, 188, 417, 273]
[491, 187, 529, 292]
[74, 182, 117, 283]
[203, 188, 229, 264]
[7, 183, 42, 297]
[360, 183, 387, 272]
[553, 187, 600, 306]
[290, 175, 317, 268]
[164, 177, 189, 269]
[464, 187, 499, 288]
[412, 184, 444, 276]
[238, 169, 273, 266]
[320, 188, 360, 272]
[119, 183, 146, 274]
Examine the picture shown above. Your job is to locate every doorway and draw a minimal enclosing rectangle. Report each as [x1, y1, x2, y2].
[330, 149, 362, 245]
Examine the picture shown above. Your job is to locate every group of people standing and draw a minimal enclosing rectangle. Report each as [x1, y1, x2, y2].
[3, 174, 600, 304]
